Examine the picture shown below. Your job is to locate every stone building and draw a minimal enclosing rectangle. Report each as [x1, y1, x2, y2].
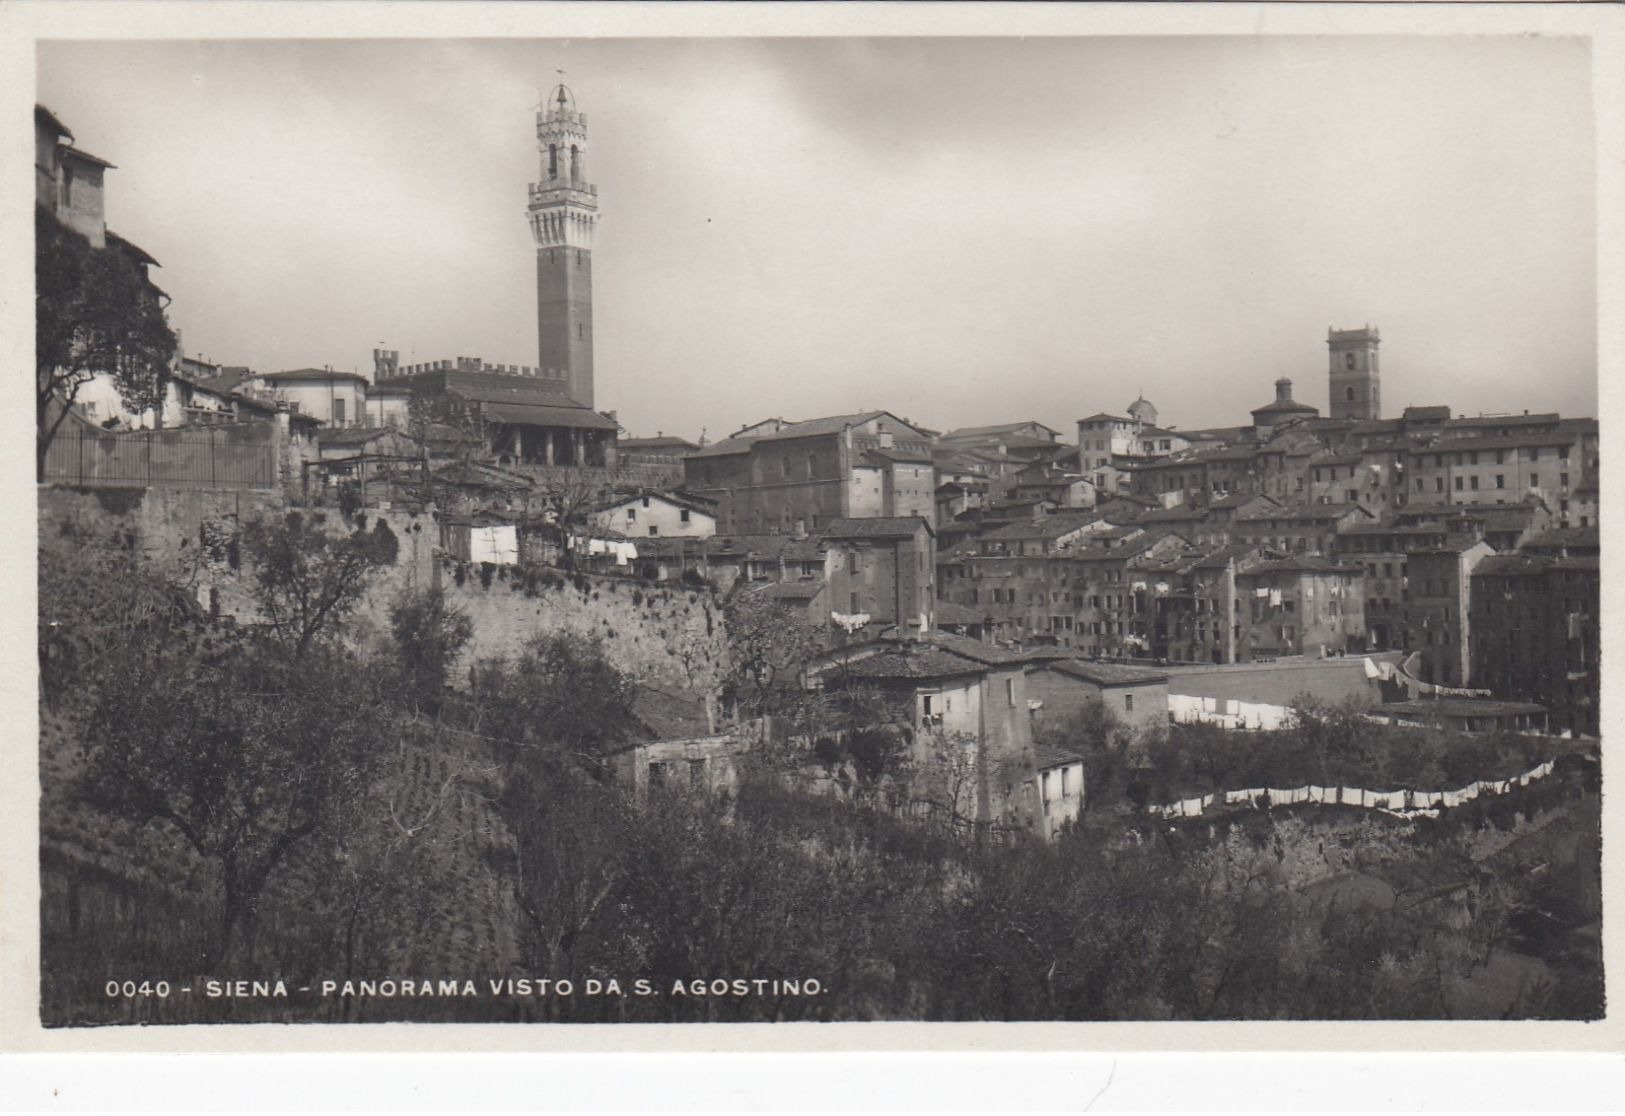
[804, 634, 1041, 836]
[1231, 503, 1374, 555]
[401, 363, 618, 467]
[683, 411, 936, 535]
[1469, 553, 1599, 737]
[822, 516, 936, 640]
[616, 434, 701, 485]
[1401, 538, 1495, 688]
[1025, 658, 1170, 738]
[256, 369, 370, 428]
[1402, 429, 1595, 515]
[35, 104, 115, 249]
[1234, 557, 1366, 659]
[1149, 543, 1266, 664]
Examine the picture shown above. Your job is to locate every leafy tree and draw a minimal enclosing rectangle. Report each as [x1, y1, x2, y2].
[470, 632, 640, 768]
[722, 588, 829, 721]
[1035, 697, 1137, 814]
[35, 207, 176, 476]
[79, 629, 392, 965]
[387, 585, 473, 715]
[241, 512, 398, 653]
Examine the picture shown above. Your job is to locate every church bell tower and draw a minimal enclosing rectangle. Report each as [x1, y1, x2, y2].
[1327, 324, 1380, 421]
[529, 84, 598, 409]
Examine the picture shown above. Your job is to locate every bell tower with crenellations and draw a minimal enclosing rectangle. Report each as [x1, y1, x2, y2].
[528, 83, 598, 409]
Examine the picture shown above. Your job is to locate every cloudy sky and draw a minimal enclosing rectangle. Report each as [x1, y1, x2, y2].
[37, 36, 1596, 442]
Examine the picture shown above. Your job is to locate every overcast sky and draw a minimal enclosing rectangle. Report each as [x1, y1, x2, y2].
[37, 36, 1596, 442]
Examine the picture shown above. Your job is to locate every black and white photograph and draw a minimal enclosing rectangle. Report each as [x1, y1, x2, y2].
[6, 2, 1619, 1056]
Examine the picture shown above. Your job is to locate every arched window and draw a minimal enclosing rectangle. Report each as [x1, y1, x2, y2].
[1346, 386, 1356, 403]
[1345, 352, 1356, 370]
[570, 144, 580, 180]
[548, 144, 558, 179]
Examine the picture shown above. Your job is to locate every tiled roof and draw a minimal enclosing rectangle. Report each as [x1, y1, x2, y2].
[1243, 557, 1359, 575]
[1407, 537, 1496, 556]
[60, 145, 116, 170]
[822, 516, 932, 540]
[194, 367, 256, 395]
[1039, 659, 1169, 686]
[483, 401, 619, 431]
[631, 683, 714, 741]
[106, 231, 159, 267]
[1209, 492, 1277, 510]
[980, 514, 1101, 541]
[705, 534, 826, 560]
[757, 411, 919, 443]
[1078, 413, 1134, 425]
[861, 446, 935, 465]
[914, 630, 1032, 665]
[595, 489, 716, 517]
[619, 435, 700, 450]
[1521, 527, 1600, 551]
[1190, 543, 1264, 569]
[1237, 504, 1369, 523]
[1402, 405, 1452, 421]
[942, 421, 1061, 440]
[1033, 745, 1084, 770]
[932, 600, 986, 627]
[1133, 507, 1207, 523]
[686, 435, 760, 458]
[1418, 432, 1581, 453]
[839, 648, 987, 681]
[1180, 426, 1248, 443]
[261, 368, 371, 384]
[1251, 398, 1319, 416]
[1471, 554, 1551, 578]
[36, 104, 73, 140]
[1443, 413, 1560, 431]
[1339, 523, 1449, 537]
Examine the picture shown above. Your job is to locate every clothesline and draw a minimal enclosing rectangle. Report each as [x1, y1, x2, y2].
[567, 534, 640, 566]
[1147, 759, 1557, 821]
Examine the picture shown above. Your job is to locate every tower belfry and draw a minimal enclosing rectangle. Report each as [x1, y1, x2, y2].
[528, 82, 598, 409]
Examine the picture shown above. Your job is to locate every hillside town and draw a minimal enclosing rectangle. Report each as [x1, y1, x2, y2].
[34, 71, 1602, 1026]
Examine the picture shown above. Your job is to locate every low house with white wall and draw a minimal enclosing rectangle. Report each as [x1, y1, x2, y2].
[591, 490, 717, 540]
[1034, 745, 1085, 838]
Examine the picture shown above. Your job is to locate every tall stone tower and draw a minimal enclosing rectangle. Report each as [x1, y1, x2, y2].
[528, 84, 599, 409]
[1327, 325, 1380, 421]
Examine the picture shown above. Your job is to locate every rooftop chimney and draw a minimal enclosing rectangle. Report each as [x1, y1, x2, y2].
[1275, 377, 1293, 402]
